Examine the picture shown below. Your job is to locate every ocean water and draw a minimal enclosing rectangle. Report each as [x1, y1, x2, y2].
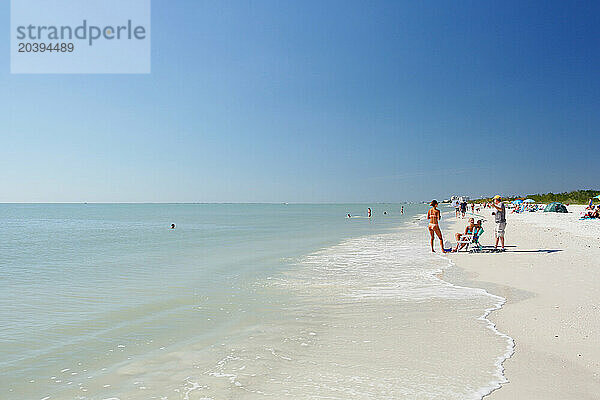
[0, 204, 512, 400]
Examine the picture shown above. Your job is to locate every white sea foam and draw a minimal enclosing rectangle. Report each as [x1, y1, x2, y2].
[266, 221, 514, 399]
[120, 221, 514, 399]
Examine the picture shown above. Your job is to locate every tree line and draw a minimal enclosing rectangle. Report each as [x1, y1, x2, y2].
[476, 190, 599, 205]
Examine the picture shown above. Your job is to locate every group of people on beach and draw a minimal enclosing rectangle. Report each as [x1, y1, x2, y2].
[453, 200, 468, 218]
[454, 200, 482, 218]
[582, 200, 600, 219]
[428, 195, 506, 253]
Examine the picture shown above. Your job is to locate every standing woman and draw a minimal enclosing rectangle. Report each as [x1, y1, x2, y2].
[427, 200, 446, 253]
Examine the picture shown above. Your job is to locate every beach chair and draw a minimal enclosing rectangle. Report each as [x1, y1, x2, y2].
[455, 227, 484, 253]
[468, 227, 484, 253]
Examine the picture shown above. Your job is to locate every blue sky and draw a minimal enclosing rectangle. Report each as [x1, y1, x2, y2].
[2, 0, 599, 202]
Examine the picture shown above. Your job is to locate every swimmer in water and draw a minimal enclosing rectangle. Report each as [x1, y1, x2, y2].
[427, 200, 446, 253]
[367, 208, 372, 218]
[347, 213, 351, 218]
[170, 224, 176, 229]
[401, 206, 404, 215]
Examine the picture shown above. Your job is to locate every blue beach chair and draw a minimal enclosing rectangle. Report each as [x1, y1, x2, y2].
[468, 227, 484, 253]
[455, 227, 484, 253]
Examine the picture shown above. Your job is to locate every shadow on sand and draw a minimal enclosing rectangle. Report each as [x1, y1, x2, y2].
[478, 246, 562, 254]
[507, 249, 562, 254]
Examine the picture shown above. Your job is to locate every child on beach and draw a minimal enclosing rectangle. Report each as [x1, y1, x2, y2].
[427, 200, 446, 253]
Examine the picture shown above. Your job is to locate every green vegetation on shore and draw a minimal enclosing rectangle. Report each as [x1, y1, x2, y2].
[477, 190, 600, 205]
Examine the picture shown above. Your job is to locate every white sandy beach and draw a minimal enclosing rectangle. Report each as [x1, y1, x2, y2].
[444, 205, 600, 399]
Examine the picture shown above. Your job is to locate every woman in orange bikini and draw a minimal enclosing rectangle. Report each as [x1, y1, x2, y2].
[427, 200, 446, 253]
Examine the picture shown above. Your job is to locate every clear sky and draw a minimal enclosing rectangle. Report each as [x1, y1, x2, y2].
[2, 0, 599, 203]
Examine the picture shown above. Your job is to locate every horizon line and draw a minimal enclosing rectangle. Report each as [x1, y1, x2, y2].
[0, 201, 421, 205]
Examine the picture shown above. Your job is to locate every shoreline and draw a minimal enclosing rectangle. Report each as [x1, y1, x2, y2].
[442, 205, 600, 399]
[434, 255, 515, 399]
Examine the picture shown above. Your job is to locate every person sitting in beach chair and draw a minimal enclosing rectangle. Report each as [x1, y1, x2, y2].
[452, 218, 475, 252]
[453, 219, 484, 252]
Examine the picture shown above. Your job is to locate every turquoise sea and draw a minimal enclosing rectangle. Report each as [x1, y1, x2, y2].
[0, 204, 512, 400]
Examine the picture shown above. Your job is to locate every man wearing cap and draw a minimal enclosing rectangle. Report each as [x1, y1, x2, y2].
[491, 195, 506, 251]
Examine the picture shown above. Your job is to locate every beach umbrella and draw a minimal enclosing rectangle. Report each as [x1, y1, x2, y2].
[523, 199, 535, 203]
[511, 199, 523, 205]
[594, 195, 600, 200]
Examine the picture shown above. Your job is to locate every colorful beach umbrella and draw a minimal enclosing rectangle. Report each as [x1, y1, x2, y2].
[523, 199, 535, 203]
[511, 199, 523, 205]
[594, 195, 600, 200]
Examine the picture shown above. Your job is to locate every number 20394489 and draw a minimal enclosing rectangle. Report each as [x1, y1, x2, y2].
[18, 42, 74, 53]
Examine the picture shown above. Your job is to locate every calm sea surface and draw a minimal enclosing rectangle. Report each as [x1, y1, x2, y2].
[0, 204, 511, 400]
